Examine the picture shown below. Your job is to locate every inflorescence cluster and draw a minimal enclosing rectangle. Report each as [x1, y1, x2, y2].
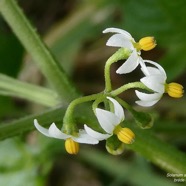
[34, 28, 184, 155]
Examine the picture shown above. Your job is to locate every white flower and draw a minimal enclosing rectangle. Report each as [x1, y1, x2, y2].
[34, 119, 99, 144]
[103, 27, 144, 74]
[84, 97, 135, 144]
[135, 60, 166, 107]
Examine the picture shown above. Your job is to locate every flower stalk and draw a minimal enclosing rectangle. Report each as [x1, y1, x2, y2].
[104, 48, 130, 92]
[111, 82, 151, 96]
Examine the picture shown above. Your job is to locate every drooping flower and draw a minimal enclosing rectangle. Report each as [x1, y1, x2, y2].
[34, 119, 99, 154]
[135, 60, 184, 107]
[84, 97, 135, 144]
[103, 27, 156, 74]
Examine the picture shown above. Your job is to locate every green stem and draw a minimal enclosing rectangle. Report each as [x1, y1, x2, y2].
[104, 48, 130, 92]
[104, 57, 114, 92]
[111, 82, 150, 96]
[0, 74, 59, 107]
[117, 97, 153, 129]
[115, 97, 133, 111]
[0, 107, 65, 140]
[62, 93, 103, 133]
[92, 95, 106, 112]
[0, 0, 80, 102]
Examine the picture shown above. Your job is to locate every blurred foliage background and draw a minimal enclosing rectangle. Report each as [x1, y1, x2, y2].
[0, 0, 186, 185]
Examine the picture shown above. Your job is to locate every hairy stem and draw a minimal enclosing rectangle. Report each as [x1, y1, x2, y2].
[104, 48, 130, 92]
[111, 82, 150, 96]
[0, 0, 80, 103]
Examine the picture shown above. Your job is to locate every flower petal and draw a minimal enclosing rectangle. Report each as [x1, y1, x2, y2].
[107, 97, 124, 121]
[96, 108, 120, 133]
[103, 27, 133, 41]
[135, 91, 162, 107]
[84, 125, 111, 141]
[141, 75, 165, 93]
[135, 90, 162, 101]
[141, 66, 162, 76]
[34, 119, 51, 137]
[48, 123, 69, 139]
[138, 58, 150, 76]
[116, 50, 139, 74]
[143, 60, 167, 78]
[72, 129, 100, 144]
[136, 100, 159, 107]
[106, 34, 134, 49]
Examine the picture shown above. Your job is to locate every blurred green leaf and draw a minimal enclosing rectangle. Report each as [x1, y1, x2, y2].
[0, 138, 45, 186]
[80, 149, 180, 186]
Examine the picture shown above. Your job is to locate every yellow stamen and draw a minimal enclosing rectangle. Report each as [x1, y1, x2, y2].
[114, 126, 135, 144]
[165, 82, 184, 98]
[65, 138, 79, 155]
[138, 36, 156, 51]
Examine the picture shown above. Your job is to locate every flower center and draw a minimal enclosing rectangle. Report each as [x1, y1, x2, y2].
[134, 37, 156, 51]
[65, 138, 79, 154]
[114, 126, 135, 144]
[165, 82, 184, 98]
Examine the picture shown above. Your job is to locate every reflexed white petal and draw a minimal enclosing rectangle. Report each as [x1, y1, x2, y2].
[136, 100, 159, 107]
[138, 57, 150, 75]
[141, 66, 162, 76]
[116, 50, 139, 74]
[103, 27, 133, 40]
[48, 123, 69, 139]
[139, 60, 150, 76]
[141, 75, 165, 93]
[96, 108, 120, 133]
[73, 129, 99, 144]
[143, 60, 167, 78]
[106, 34, 134, 49]
[135, 90, 162, 101]
[84, 125, 111, 141]
[34, 119, 51, 137]
[107, 97, 124, 121]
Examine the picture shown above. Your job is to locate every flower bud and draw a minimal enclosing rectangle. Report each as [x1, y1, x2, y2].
[138, 37, 156, 51]
[165, 82, 184, 98]
[114, 126, 135, 144]
[65, 138, 79, 154]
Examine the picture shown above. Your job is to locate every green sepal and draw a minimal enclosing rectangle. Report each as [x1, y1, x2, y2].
[106, 135, 125, 155]
[132, 110, 154, 129]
